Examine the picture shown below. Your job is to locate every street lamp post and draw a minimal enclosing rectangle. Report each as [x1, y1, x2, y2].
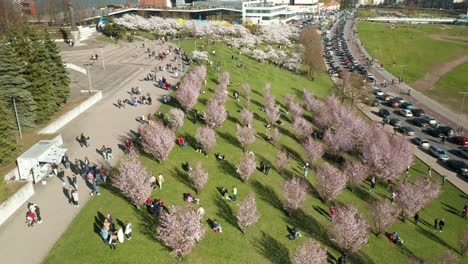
[397, 65, 407, 97]
[456, 92, 468, 135]
[12, 98, 22, 139]
[100, 47, 105, 71]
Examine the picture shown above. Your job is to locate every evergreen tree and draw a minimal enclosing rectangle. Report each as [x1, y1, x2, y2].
[44, 30, 70, 106]
[0, 99, 17, 165]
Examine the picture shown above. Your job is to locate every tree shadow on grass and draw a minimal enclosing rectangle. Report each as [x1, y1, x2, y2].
[173, 167, 193, 190]
[253, 111, 267, 124]
[94, 211, 106, 235]
[349, 186, 373, 204]
[214, 196, 240, 231]
[313, 205, 330, 220]
[281, 144, 304, 164]
[416, 226, 459, 254]
[254, 231, 292, 264]
[227, 114, 239, 124]
[441, 202, 461, 216]
[135, 207, 161, 243]
[217, 160, 242, 181]
[251, 180, 284, 213]
[278, 126, 298, 143]
[217, 131, 241, 149]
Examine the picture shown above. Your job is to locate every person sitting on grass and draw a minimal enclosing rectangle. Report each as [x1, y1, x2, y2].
[184, 193, 200, 204]
[183, 162, 192, 172]
[178, 137, 188, 147]
[212, 220, 222, 233]
[215, 153, 225, 161]
[223, 189, 232, 201]
[287, 227, 302, 240]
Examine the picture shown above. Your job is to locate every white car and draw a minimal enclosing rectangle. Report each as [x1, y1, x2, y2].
[399, 109, 413, 117]
[374, 89, 384, 96]
[413, 137, 430, 149]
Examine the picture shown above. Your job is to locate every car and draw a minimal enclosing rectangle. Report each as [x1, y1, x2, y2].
[378, 108, 391, 118]
[399, 109, 413, 117]
[429, 145, 449, 161]
[398, 126, 415, 136]
[411, 118, 429, 127]
[430, 126, 455, 138]
[374, 89, 384, 96]
[459, 147, 468, 159]
[364, 98, 379, 107]
[377, 94, 392, 101]
[387, 99, 400, 108]
[410, 109, 425, 117]
[413, 137, 430, 149]
[451, 136, 468, 146]
[422, 116, 437, 126]
[393, 97, 405, 103]
[445, 160, 468, 176]
[389, 117, 401, 127]
[400, 102, 414, 110]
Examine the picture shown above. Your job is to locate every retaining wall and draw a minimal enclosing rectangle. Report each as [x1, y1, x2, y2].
[0, 182, 34, 226]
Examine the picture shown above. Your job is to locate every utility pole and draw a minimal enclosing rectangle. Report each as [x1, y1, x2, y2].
[100, 47, 105, 71]
[12, 98, 22, 139]
[456, 92, 468, 135]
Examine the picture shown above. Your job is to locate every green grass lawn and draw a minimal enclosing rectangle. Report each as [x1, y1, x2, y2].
[44, 39, 467, 264]
[357, 22, 468, 83]
[430, 62, 468, 115]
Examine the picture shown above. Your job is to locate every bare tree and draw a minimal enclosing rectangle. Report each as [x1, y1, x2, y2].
[340, 71, 372, 107]
[298, 27, 326, 78]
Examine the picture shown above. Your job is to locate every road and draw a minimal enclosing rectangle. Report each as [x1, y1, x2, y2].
[323, 13, 468, 192]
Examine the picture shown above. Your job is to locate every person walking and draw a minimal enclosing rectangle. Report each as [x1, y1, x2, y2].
[71, 189, 79, 207]
[370, 179, 376, 192]
[441, 136, 446, 145]
[303, 163, 309, 177]
[72, 175, 78, 189]
[462, 204, 467, 219]
[434, 218, 439, 231]
[125, 221, 133, 240]
[391, 191, 397, 203]
[428, 166, 432, 177]
[265, 163, 271, 175]
[414, 212, 419, 225]
[58, 168, 66, 185]
[232, 186, 238, 201]
[90, 178, 101, 196]
[125, 139, 132, 153]
[330, 205, 337, 222]
[157, 173, 164, 190]
[110, 231, 118, 250]
[63, 154, 71, 170]
[34, 204, 42, 224]
[438, 218, 445, 232]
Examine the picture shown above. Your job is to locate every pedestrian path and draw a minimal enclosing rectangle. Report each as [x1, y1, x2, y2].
[0, 39, 182, 264]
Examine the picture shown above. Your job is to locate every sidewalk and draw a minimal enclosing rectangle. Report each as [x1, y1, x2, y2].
[0, 40, 180, 264]
[347, 18, 468, 134]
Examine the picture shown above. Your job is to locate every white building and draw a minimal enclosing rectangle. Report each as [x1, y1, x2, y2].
[242, 0, 298, 25]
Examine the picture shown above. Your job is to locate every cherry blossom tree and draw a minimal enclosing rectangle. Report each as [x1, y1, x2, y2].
[263, 83, 275, 107]
[112, 150, 152, 207]
[239, 109, 253, 127]
[236, 192, 260, 234]
[265, 102, 281, 125]
[302, 138, 324, 165]
[189, 162, 209, 194]
[330, 204, 369, 253]
[251, 49, 267, 62]
[284, 94, 304, 121]
[241, 83, 251, 107]
[459, 230, 468, 256]
[315, 163, 347, 202]
[303, 89, 324, 114]
[292, 117, 313, 142]
[395, 177, 441, 221]
[195, 126, 216, 155]
[370, 200, 399, 236]
[157, 205, 205, 258]
[236, 124, 256, 150]
[141, 121, 176, 162]
[283, 176, 308, 215]
[293, 239, 327, 264]
[323, 127, 355, 157]
[236, 153, 256, 182]
[218, 72, 230, 86]
[276, 149, 291, 173]
[343, 160, 370, 191]
[271, 127, 281, 144]
[205, 97, 227, 129]
[166, 108, 185, 131]
[176, 66, 206, 113]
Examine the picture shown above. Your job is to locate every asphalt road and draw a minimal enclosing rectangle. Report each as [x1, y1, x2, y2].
[322, 13, 468, 176]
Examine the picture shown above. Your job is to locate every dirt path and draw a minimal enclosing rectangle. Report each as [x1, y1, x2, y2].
[410, 53, 468, 92]
[429, 33, 468, 46]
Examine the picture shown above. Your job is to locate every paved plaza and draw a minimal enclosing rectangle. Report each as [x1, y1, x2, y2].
[0, 36, 182, 264]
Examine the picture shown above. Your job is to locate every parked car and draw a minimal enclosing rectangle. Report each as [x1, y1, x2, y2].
[398, 126, 415, 136]
[374, 89, 384, 96]
[393, 97, 405, 103]
[459, 147, 468, 159]
[410, 109, 425, 117]
[422, 116, 437, 126]
[378, 94, 392, 101]
[411, 118, 429, 127]
[399, 109, 413, 117]
[430, 126, 455, 138]
[378, 108, 391, 118]
[389, 117, 401, 127]
[450, 136, 468, 146]
[429, 145, 449, 161]
[387, 99, 400, 108]
[445, 160, 468, 176]
[413, 137, 430, 149]
[400, 102, 414, 110]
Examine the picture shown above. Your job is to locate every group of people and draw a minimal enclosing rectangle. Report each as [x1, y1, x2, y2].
[220, 187, 237, 202]
[146, 197, 164, 216]
[99, 145, 113, 160]
[78, 133, 91, 147]
[99, 213, 133, 250]
[25, 203, 42, 227]
[258, 161, 271, 175]
[149, 173, 164, 190]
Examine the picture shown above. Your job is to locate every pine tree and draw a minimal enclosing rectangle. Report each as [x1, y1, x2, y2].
[44, 30, 70, 106]
[0, 100, 17, 165]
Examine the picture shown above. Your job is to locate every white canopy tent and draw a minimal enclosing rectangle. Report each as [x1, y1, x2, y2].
[17, 135, 67, 183]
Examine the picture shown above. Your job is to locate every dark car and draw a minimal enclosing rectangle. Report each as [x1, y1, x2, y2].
[410, 109, 425, 117]
[378, 108, 391, 118]
[451, 136, 468, 146]
[387, 99, 400, 108]
[411, 118, 429, 127]
[398, 126, 415, 136]
[389, 117, 401, 127]
[445, 160, 468, 176]
[430, 126, 455, 138]
[400, 102, 414, 110]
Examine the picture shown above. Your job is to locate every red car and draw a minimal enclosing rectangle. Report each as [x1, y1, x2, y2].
[452, 136, 468, 146]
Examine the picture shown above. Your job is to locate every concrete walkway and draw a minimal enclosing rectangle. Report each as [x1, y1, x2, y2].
[0, 39, 181, 264]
